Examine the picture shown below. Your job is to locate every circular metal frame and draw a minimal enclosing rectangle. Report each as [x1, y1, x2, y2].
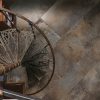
[0, 7, 55, 95]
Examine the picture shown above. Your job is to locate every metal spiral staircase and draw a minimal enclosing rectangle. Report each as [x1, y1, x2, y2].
[0, 7, 55, 99]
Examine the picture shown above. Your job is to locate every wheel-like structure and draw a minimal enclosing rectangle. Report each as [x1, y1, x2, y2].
[0, 8, 55, 95]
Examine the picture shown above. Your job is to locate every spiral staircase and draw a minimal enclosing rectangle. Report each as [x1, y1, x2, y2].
[0, 0, 100, 99]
